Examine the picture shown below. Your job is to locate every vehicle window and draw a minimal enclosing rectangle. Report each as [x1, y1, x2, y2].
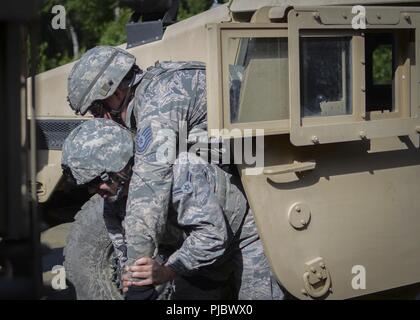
[228, 37, 289, 123]
[365, 33, 395, 112]
[300, 37, 352, 117]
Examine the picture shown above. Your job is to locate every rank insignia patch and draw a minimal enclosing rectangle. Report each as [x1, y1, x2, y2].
[136, 125, 153, 154]
[181, 181, 193, 194]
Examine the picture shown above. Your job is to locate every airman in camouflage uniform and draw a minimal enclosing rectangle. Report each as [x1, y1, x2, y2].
[66, 46, 284, 299]
[61, 119, 133, 271]
[61, 119, 284, 300]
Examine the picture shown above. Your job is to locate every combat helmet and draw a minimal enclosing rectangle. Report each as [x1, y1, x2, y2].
[61, 118, 134, 185]
[67, 46, 136, 116]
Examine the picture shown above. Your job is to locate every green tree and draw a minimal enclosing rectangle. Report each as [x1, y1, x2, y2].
[372, 45, 393, 85]
[39, 0, 127, 72]
[38, 0, 229, 73]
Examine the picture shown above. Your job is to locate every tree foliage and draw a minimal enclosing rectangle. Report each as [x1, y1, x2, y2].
[38, 0, 229, 73]
[372, 45, 393, 85]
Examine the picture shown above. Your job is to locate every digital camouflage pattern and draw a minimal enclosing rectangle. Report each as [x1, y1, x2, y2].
[168, 153, 284, 300]
[166, 152, 246, 275]
[65, 55, 283, 299]
[61, 118, 134, 185]
[67, 46, 135, 115]
[108, 150, 283, 299]
[103, 200, 127, 271]
[229, 208, 285, 300]
[171, 214, 284, 300]
[125, 61, 208, 268]
[122, 60, 283, 298]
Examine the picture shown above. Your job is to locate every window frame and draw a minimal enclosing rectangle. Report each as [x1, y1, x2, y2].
[288, 7, 420, 146]
[206, 23, 289, 138]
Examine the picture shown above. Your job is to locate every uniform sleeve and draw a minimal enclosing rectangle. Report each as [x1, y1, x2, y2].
[164, 156, 229, 276]
[124, 70, 200, 267]
[103, 201, 127, 270]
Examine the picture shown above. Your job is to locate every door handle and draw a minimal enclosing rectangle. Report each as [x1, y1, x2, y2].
[263, 161, 316, 176]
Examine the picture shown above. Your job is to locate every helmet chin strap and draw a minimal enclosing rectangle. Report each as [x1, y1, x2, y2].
[110, 158, 133, 202]
[106, 183, 126, 203]
[109, 73, 137, 123]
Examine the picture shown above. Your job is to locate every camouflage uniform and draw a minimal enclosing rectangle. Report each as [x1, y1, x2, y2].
[125, 61, 208, 269]
[168, 153, 283, 300]
[66, 47, 285, 299]
[61, 119, 283, 299]
[103, 200, 128, 270]
[61, 119, 133, 272]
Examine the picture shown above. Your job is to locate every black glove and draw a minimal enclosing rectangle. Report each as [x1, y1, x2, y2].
[124, 285, 159, 300]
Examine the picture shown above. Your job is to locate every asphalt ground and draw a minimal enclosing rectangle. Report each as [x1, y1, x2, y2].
[41, 223, 76, 299]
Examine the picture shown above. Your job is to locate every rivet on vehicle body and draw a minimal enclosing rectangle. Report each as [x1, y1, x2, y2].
[311, 267, 316, 273]
[377, 14, 382, 19]
[342, 13, 348, 19]
[312, 12, 320, 20]
[317, 273, 323, 279]
[319, 262, 326, 269]
[300, 219, 306, 226]
[296, 206, 301, 213]
[360, 60, 365, 65]
[361, 86, 366, 92]
[301, 289, 308, 295]
[404, 13, 411, 23]
[311, 136, 319, 144]
[359, 131, 367, 139]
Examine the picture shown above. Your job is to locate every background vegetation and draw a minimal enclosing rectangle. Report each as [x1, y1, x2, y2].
[38, 0, 229, 73]
[38, 0, 391, 85]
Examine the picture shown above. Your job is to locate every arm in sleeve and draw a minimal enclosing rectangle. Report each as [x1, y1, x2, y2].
[103, 201, 127, 269]
[164, 157, 229, 276]
[124, 73, 192, 267]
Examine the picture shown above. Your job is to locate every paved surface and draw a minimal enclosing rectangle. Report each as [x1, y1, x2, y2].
[41, 223, 76, 299]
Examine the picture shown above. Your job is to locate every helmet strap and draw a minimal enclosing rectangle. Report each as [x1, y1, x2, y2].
[108, 73, 137, 124]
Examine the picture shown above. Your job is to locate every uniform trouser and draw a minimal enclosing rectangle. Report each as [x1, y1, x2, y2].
[171, 208, 285, 300]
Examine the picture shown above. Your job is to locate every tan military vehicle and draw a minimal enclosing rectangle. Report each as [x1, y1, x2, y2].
[31, 0, 420, 299]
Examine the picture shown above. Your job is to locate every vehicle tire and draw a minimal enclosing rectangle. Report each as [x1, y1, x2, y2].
[63, 195, 123, 300]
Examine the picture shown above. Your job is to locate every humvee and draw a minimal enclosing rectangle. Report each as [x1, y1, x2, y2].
[31, 0, 420, 299]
